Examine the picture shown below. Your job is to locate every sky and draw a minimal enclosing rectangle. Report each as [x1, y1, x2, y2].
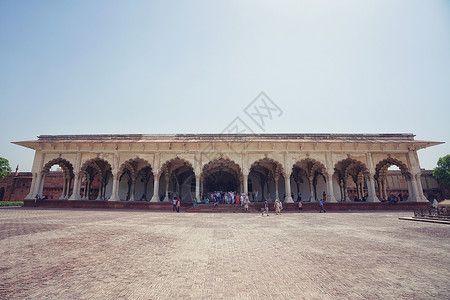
[1, 0, 449, 172]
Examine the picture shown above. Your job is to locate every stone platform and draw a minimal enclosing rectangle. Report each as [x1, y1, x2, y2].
[23, 199, 430, 212]
[1, 208, 449, 299]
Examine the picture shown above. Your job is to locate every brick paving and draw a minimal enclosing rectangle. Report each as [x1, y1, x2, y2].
[0, 208, 449, 300]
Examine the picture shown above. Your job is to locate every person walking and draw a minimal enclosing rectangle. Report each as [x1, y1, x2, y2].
[298, 201, 303, 213]
[319, 199, 326, 213]
[263, 199, 270, 216]
[172, 195, 177, 212]
[176, 197, 181, 213]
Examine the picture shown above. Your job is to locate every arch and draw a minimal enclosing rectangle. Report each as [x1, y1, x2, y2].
[40, 158, 75, 199]
[79, 158, 113, 200]
[201, 158, 242, 196]
[80, 158, 112, 176]
[334, 158, 369, 202]
[159, 157, 195, 202]
[250, 157, 284, 177]
[375, 157, 410, 179]
[291, 158, 328, 202]
[292, 158, 327, 177]
[119, 157, 152, 179]
[249, 158, 284, 202]
[42, 158, 74, 177]
[374, 157, 413, 201]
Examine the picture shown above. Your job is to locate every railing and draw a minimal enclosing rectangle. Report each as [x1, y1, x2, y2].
[413, 208, 450, 219]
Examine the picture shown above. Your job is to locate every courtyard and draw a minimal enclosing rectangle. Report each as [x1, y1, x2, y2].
[0, 208, 449, 299]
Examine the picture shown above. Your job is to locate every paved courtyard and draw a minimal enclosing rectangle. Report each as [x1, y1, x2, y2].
[0, 208, 449, 299]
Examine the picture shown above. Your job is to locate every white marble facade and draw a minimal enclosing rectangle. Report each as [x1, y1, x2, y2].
[14, 134, 442, 203]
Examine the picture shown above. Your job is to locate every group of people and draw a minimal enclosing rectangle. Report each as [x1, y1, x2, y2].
[172, 195, 181, 212]
[262, 199, 284, 216]
[208, 191, 251, 212]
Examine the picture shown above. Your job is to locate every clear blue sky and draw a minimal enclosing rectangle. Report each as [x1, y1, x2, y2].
[1, 0, 449, 171]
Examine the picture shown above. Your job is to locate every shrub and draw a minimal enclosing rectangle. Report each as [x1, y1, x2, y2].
[0, 201, 24, 207]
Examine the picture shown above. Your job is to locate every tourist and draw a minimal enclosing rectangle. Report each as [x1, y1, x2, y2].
[263, 199, 270, 216]
[244, 195, 249, 212]
[176, 196, 180, 213]
[319, 199, 326, 213]
[279, 200, 283, 214]
[193, 197, 197, 206]
[298, 192, 302, 202]
[274, 199, 280, 215]
[322, 191, 326, 201]
[298, 201, 303, 213]
[172, 195, 177, 211]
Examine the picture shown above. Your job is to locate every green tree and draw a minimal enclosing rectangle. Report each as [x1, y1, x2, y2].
[433, 155, 450, 187]
[0, 157, 12, 178]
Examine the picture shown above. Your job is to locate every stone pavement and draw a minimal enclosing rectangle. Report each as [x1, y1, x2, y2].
[0, 208, 449, 300]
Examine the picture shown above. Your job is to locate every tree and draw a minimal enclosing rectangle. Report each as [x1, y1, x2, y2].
[433, 155, 450, 187]
[0, 157, 12, 178]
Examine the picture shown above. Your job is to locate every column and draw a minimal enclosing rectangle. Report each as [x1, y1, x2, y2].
[60, 177, 67, 199]
[83, 177, 89, 200]
[96, 181, 103, 200]
[69, 173, 81, 200]
[195, 175, 200, 200]
[143, 176, 149, 201]
[309, 176, 315, 202]
[163, 173, 170, 201]
[243, 174, 248, 195]
[284, 173, 293, 203]
[34, 172, 43, 197]
[275, 176, 280, 200]
[326, 174, 337, 202]
[382, 178, 388, 199]
[25, 173, 38, 199]
[129, 178, 136, 201]
[344, 185, 350, 202]
[408, 176, 420, 202]
[367, 175, 379, 202]
[38, 173, 47, 197]
[151, 173, 160, 202]
[377, 178, 382, 199]
[415, 174, 427, 202]
[108, 172, 120, 201]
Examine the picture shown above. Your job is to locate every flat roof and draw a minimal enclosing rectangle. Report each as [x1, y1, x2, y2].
[12, 133, 444, 150]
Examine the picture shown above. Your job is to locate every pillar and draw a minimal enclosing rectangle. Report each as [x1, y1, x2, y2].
[326, 174, 337, 202]
[32, 172, 42, 198]
[243, 174, 248, 195]
[408, 176, 420, 202]
[415, 174, 428, 202]
[275, 176, 280, 200]
[69, 173, 81, 200]
[344, 185, 350, 202]
[309, 176, 315, 202]
[38, 173, 47, 197]
[163, 173, 170, 201]
[367, 175, 379, 202]
[129, 178, 136, 201]
[25, 173, 38, 199]
[195, 175, 200, 200]
[285, 173, 293, 203]
[108, 172, 120, 201]
[151, 173, 160, 202]
[60, 177, 67, 199]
